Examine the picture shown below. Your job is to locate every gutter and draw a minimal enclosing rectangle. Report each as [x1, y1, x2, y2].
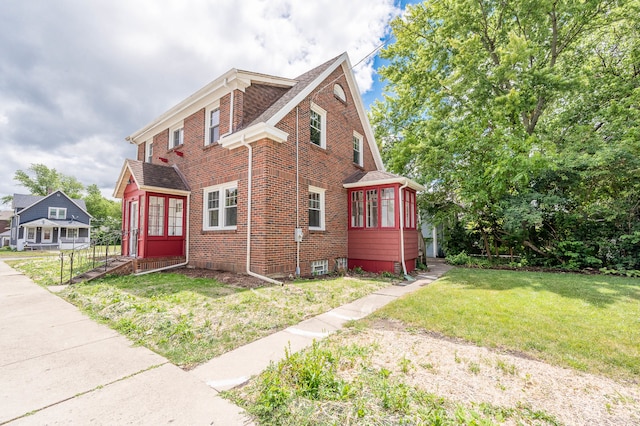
[398, 181, 415, 282]
[241, 137, 283, 285]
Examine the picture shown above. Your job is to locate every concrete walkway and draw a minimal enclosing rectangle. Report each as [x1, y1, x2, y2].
[0, 259, 451, 425]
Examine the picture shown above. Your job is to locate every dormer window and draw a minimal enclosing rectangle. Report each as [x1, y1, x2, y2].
[48, 207, 66, 219]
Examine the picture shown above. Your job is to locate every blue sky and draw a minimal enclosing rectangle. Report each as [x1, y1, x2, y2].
[0, 0, 421, 202]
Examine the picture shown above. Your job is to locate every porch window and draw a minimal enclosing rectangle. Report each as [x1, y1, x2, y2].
[351, 190, 364, 227]
[67, 228, 78, 239]
[404, 189, 416, 229]
[168, 198, 184, 236]
[366, 189, 378, 228]
[203, 182, 237, 230]
[27, 228, 35, 241]
[308, 186, 325, 231]
[381, 188, 395, 227]
[148, 196, 165, 236]
[48, 207, 66, 219]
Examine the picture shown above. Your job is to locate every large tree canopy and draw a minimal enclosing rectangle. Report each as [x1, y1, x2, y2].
[372, 0, 640, 269]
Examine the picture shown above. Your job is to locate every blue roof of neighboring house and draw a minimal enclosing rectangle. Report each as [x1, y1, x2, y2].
[13, 192, 88, 212]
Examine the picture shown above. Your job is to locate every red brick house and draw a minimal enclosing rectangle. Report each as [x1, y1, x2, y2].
[114, 53, 423, 280]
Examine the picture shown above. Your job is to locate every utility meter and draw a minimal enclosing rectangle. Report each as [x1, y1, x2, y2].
[294, 228, 304, 242]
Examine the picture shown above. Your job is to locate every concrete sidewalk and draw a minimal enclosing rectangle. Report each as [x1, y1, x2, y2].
[0, 259, 450, 425]
[0, 261, 248, 425]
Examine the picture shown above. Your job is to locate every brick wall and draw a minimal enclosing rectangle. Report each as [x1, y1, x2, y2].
[139, 68, 377, 277]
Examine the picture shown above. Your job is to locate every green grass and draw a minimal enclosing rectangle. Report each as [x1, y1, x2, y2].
[227, 335, 561, 425]
[59, 273, 390, 368]
[371, 268, 640, 381]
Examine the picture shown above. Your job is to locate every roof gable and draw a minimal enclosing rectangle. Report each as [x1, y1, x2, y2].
[113, 160, 190, 198]
[13, 191, 89, 215]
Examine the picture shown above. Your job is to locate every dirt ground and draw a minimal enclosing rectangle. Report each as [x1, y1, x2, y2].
[346, 319, 640, 426]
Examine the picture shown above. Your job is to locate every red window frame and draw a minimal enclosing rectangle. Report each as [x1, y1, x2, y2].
[348, 185, 401, 230]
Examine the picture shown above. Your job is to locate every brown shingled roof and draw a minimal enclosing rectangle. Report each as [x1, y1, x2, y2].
[126, 159, 190, 192]
[245, 54, 343, 128]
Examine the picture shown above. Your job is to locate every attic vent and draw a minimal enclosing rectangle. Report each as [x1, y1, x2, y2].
[333, 84, 346, 103]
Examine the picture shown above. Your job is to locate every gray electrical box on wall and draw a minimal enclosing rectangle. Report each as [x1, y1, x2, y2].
[294, 228, 303, 242]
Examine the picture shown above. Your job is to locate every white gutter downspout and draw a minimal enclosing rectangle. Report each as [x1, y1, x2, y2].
[295, 106, 300, 277]
[241, 136, 283, 285]
[398, 181, 414, 281]
[135, 192, 190, 275]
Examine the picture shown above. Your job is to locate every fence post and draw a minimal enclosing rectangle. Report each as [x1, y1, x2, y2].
[92, 243, 96, 269]
[59, 252, 64, 285]
[105, 243, 108, 271]
[69, 252, 74, 282]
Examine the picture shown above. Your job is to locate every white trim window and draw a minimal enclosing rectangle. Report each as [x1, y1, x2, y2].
[205, 104, 221, 146]
[67, 228, 78, 239]
[145, 140, 153, 163]
[26, 228, 35, 242]
[353, 131, 363, 166]
[203, 181, 238, 230]
[309, 102, 327, 149]
[48, 207, 67, 219]
[311, 259, 329, 276]
[308, 186, 326, 231]
[170, 122, 184, 149]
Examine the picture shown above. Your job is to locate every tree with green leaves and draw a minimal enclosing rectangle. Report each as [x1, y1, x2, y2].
[372, 0, 640, 269]
[3, 163, 85, 202]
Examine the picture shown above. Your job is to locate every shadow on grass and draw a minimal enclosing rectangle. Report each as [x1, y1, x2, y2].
[449, 267, 640, 307]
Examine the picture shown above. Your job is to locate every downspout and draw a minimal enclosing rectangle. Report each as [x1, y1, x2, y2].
[398, 181, 414, 281]
[135, 193, 190, 275]
[241, 137, 283, 285]
[295, 106, 300, 276]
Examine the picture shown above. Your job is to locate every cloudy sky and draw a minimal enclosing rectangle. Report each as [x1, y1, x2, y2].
[0, 0, 417, 204]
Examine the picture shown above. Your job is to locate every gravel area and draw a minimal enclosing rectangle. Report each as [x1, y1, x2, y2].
[343, 321, 640, 426]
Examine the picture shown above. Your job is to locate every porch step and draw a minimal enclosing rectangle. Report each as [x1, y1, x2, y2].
[71, 257, 133, 283]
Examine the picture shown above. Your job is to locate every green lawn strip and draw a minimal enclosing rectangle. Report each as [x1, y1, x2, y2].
[370, 268, 640, 381]
[60, 273, 390, 368]
[226, 334, 560, 426]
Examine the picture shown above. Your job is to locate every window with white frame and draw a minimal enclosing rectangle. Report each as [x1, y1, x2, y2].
[366, 189, 378, 228]
[48, 207, 66, 219]
[27, 228, 35, 241]
[353, 131, 363, 166]
[381, 187, 395, 227]
[309, 103, 326, 148]
[145, 141, 153, 163]
[168, 198, 184, 236]
[311, 259, 329, 275]
[203, 182, 238, 230]
[333, 84, 346, 103]
[67, 228, 78, 239]
[170, 124, 184, 149]
[308, 186, 325, 230]
[208, 108, 220, 145]
[148, 196, 165, 236]
[351, 190, 363, 227]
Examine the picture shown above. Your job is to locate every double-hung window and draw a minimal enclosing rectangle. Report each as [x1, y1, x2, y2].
[203, 182, 238, 230]
[48, 207, 66, 219]
[171, 128, 183, 148]
[353, 131, 363, 166]
[351, 191, 364, 227]
[145, 141, 153, 163]
[308, 186, 326, 231]
[381, 188, 395, 227]
[208, 108, 220, 145]
[309, 103, 326, 149]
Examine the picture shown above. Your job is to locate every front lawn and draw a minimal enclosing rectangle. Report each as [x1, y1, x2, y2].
[371, 268, 640, 382]
[60, 272, 390, 368]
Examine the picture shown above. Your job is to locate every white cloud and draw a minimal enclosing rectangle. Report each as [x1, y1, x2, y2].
[0, 0, 401, 203]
